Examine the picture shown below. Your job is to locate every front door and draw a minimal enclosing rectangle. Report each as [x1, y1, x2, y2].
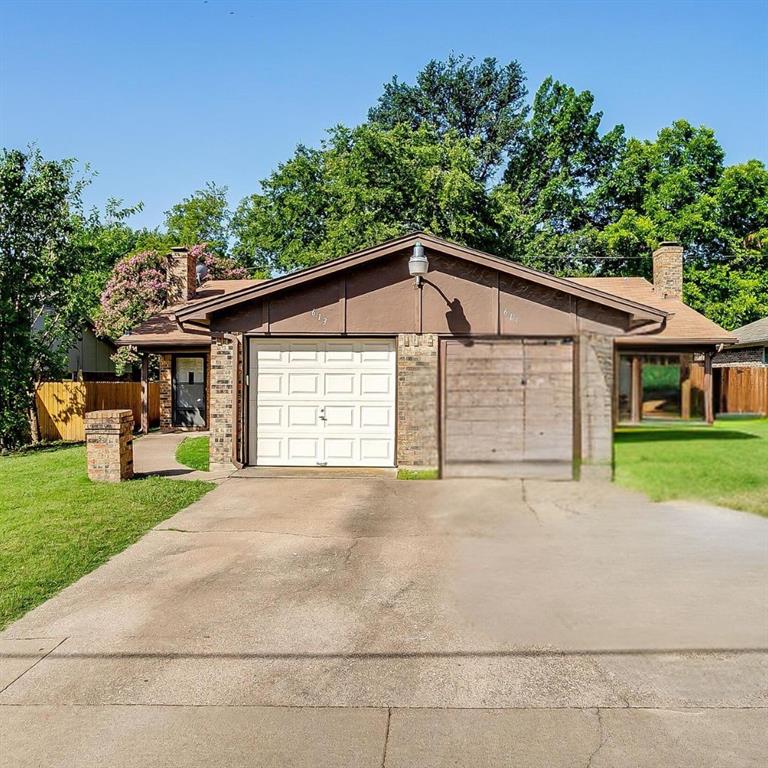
[248, 338, 396, 467]
[172, 355, 207, 427]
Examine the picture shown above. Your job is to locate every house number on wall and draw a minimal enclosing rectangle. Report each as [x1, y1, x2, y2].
[502, 307, 519, 324]
[311, 308, 329, 326]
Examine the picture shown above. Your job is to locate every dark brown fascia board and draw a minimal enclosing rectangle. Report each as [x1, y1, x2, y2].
[615, 336, 734, 347]
[174, 231, 668, 324]
[115, 337, 211, 350]
[727, 340, 768, 349]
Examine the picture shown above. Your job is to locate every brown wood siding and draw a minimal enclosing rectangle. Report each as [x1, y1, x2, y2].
[442, 339, 574, 479]
[210, 250, 628, 338]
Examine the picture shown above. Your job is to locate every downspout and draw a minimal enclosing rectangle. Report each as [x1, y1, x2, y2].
[223, 332, 244, 469]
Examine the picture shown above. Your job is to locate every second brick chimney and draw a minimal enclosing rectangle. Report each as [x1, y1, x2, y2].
[167, 247, 196, 305]
[652, 241, 683, 300]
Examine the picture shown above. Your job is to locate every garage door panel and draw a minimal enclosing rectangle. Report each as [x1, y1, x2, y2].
[256, 437, 282, 461]
[324, 438, 355, 461]
[324, 405, 354, 427]
[324, 373, 354, 395]
[360, 405, 392, 428]
[249, 339, 395, 467]
[447, 391, 525, 408]
[444, 339, 574, 479]
[445, 358, 525, 375]
[258, 405, 283, 427]
[446, 437, 524, 459]
[360, 438, 391, 461]
[446, 376, 526, 393]
[288, 373, 319, 394]
[286, 405, 318, 427]
[447, 341, 524, 359]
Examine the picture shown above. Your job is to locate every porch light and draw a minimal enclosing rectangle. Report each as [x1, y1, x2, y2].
[196, 262, 209, 286]
[409, 241, 428, 285]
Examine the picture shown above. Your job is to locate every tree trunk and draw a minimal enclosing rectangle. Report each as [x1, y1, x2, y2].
[28, 387, 41, 444]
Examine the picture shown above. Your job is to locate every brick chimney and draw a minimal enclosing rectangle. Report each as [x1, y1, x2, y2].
[167, 247, 196, 305]
[652, 241, 683, 300]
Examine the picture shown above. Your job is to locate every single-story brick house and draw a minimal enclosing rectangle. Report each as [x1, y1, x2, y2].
[713, 316, 768, 368]
[118, 233, 733, 479]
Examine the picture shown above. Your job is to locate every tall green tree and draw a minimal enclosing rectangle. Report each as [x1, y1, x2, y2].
[368, 54, 527, 183]
[0, 149, 81, 448]
[599, 123, 768, 326]
[495, 77, 626, 271]
[68, 198, 157, 321]
[232, 123, 492, 275]
[165, 181, 232, 256]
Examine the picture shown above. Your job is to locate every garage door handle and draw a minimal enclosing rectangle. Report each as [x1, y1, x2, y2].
[319, 407, 327, 421]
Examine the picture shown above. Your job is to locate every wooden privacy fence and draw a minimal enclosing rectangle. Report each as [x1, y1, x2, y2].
[716, 367, 768, 416]
[35, 381, 160, 442]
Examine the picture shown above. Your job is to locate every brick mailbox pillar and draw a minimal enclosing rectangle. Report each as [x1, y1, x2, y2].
[85, 410, 134, 482]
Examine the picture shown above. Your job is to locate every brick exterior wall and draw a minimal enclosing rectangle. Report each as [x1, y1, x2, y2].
[85, 409, 134, 482]
[396, 333, 439, 469]
[210, 334, 236, 467]
[159, 354, 173, 432]
[579, 333, 614, 479]
[713, 346, 767, 367]
[168, 247, 196, 304]
[652, 242, 683, 300]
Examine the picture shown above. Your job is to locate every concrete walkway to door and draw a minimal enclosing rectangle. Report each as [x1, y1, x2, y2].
[1, 475, 766, 766]
[132, 431, 233, 482]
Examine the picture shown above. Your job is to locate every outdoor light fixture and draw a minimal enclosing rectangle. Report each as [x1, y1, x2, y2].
[408, 241, 429, 286]
[195, 262, 210, 286]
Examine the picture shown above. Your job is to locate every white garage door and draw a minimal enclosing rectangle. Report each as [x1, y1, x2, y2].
[248, 338, 396, 467]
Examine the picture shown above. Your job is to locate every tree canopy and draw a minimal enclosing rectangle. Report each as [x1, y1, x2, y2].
[368, 54, 527, 183]
[0, 149, 80, 447]
[164, 182, 232, 256]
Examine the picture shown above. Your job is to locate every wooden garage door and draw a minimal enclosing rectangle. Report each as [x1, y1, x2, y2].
[443, 339, 574, 479]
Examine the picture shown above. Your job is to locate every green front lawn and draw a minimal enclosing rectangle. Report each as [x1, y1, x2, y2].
[615, 417, 768, 517]
[176, 436, 210, 471]
[397, 468, 439, 480]
[0, 444, 213, 629]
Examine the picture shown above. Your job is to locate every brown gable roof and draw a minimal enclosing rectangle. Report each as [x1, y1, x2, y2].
[174, 232, 667, 326]
[568, 277, 734, 344]
[116, 279, 262, 348]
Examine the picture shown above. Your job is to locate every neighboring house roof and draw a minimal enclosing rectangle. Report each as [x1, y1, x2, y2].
[727, 316, 768, 348]
[568, 277, 734, 345]
[118, 279, 263, 348]
[174, 233, 667, 326]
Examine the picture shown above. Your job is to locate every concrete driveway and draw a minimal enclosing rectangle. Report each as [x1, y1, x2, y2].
[1, 476, 766, 767]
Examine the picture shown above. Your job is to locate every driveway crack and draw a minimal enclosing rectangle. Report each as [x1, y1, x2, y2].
[381, 707, 392, 767]
[521, 481, 543, 525]
[585, 707, 606, 768]
[343, 538, 359, 567]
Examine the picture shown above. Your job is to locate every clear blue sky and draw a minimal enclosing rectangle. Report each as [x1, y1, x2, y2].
[2, 0, 766, 229]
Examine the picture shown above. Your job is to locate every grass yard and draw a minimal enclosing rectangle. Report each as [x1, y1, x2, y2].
[397, 468, 439, 480]
[615, 417, 768, 517]
[0, 444, 213, 629]
[176, 435, 210, 471]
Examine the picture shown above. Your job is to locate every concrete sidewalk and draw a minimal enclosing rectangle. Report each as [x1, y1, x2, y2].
[132, 431, 233, 482]
[1, 477, 766, 766]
